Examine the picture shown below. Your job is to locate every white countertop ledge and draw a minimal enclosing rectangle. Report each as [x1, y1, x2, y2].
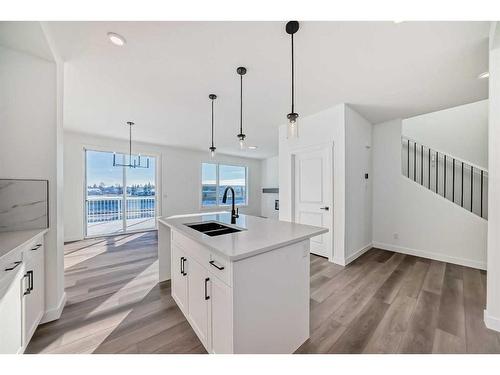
[158, 212, 328, 261]
[0, 228, 49, 261]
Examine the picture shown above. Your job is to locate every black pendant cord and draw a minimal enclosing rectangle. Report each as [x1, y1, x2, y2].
[211, 99, 215, 148]
[291, 32, 294, 114]
[240, 73, 243, 135]
[129, 123, 132, 165]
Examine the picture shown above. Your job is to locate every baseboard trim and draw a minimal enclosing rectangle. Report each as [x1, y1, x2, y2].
[484, 310, 500, 332]
[40, 292, 67, 324]
[372, 241, 486, 270]
[345, 243, 373, 265]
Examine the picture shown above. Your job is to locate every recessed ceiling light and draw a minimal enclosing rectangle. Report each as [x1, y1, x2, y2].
[107, 32, 126, 46]
[478, 71, 489, 79]
[393, 20, 405, 24]
[248, 146, 258, 150]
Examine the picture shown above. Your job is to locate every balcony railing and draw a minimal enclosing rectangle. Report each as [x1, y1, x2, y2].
[86, 196, 156, 223]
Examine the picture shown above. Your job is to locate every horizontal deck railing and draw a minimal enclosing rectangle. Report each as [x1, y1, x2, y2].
[86, 196, 156, 223]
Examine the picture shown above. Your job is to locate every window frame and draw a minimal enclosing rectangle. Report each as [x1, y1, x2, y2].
[200, 161, 249, 209]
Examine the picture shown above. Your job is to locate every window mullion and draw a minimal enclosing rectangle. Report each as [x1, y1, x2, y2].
[216, 163, 220, 207]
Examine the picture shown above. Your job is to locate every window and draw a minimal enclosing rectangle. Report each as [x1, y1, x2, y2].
[85, 149, 157, 237]
[201, 163, 247, 207]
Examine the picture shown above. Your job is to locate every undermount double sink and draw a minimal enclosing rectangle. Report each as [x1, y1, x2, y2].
[185, 221, 243, 237]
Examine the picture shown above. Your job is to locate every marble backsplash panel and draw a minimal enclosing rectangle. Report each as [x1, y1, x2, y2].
[0, 179, 49, 232]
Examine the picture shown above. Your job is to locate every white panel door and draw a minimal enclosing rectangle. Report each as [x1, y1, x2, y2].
[294, 146, 332, 258]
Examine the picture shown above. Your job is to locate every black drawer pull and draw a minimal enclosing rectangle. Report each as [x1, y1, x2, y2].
[31, 244, 42, 251]
[5, 261, 22, 271]
[204, 277, 210, 300]
[209, 260, 225, 270]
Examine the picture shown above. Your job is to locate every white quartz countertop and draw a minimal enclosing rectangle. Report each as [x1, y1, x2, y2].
[158, 212, 328, 261]
[0, 228, 48, 261]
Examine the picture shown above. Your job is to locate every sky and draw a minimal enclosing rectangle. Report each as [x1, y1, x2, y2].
[86, 150, 156, 186]
[202, 163, 246, 186]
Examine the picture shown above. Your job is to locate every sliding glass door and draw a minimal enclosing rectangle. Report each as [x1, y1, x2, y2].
[85, 149, 156, 238]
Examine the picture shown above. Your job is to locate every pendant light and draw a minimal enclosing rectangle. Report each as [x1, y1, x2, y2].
[286, 21, 300, 139]
[209, 94, 217, 158]
[113, 121, 150, 168]
[236, 66, 247, 149]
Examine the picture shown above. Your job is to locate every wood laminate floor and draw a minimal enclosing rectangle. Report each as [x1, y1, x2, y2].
[26, 231, 500, 354]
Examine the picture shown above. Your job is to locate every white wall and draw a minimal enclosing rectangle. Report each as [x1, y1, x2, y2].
[403, 100, 488, 169]
[64, 131, 262, 241]
[345, 105, 373, 262]
[486, 21, 500, 332]
[261, 156, 279, 220]
[0, 44, 65, 321]
[279, 104, 346, 264]
[372, 119, 487, 269]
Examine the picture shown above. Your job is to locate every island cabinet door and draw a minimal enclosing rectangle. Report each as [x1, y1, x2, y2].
[187, 258, 211, 349]
[210, 276, 233, 354]
[171, 244, 188, 314]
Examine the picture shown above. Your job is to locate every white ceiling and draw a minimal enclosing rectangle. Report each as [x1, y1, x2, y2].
[44, 21, 489, 159]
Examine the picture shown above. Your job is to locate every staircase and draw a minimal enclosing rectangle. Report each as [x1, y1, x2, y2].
[401, 136, 488, 220]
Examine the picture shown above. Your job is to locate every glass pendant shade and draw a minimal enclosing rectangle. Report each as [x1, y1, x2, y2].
[287, 112, 299, 139]
[237, 134, 246, 150]
[209, 146, 216, 158]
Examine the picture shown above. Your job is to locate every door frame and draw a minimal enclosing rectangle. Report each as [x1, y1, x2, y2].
[83, 146, 160, 239]
[290, 142, 335, 262]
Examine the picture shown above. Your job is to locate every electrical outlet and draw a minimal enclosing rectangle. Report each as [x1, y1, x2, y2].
[393, 233, 399, 240]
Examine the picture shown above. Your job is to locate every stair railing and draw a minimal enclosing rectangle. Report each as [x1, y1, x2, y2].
[401, 136, 488, 220]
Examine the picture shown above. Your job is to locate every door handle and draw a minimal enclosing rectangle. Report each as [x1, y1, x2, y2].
[204, 277, 210, 300]
[320, 206, 330, 211]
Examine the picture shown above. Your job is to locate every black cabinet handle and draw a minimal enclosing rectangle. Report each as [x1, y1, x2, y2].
[182, 257, 187, 276]
[31, 244, 42, 251]
[23, 272, 31, 295]
[209, 260, 225, 270]
[5, 261, 22, 271]
[180, 257, 184, 275]
[204, 277, 210, 300]
[320, 206, 329, 211]
[28, 270, 34, 291]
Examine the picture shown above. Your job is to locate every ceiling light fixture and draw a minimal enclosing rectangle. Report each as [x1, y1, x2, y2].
[113, 122, 150, 168]
[478, 71, 489, 79]
[209, 94, 217, 158]
[236, 67, 247, 149]
[107, 32, 126, 46]
[286, 21, 300, 139]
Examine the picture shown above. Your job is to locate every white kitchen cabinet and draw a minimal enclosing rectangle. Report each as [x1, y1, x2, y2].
[23, 241, 45, 345]
[186, 257, 210, 348]
[210, 275, 232, 354]
[0, 265, 24, 354]
[0, 231, 46, 354]
[167, 225, 313, 353]
[171, 243, 188, 314]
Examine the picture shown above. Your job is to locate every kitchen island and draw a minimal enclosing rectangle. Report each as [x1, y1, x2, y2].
[158, 212, 327, 354]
